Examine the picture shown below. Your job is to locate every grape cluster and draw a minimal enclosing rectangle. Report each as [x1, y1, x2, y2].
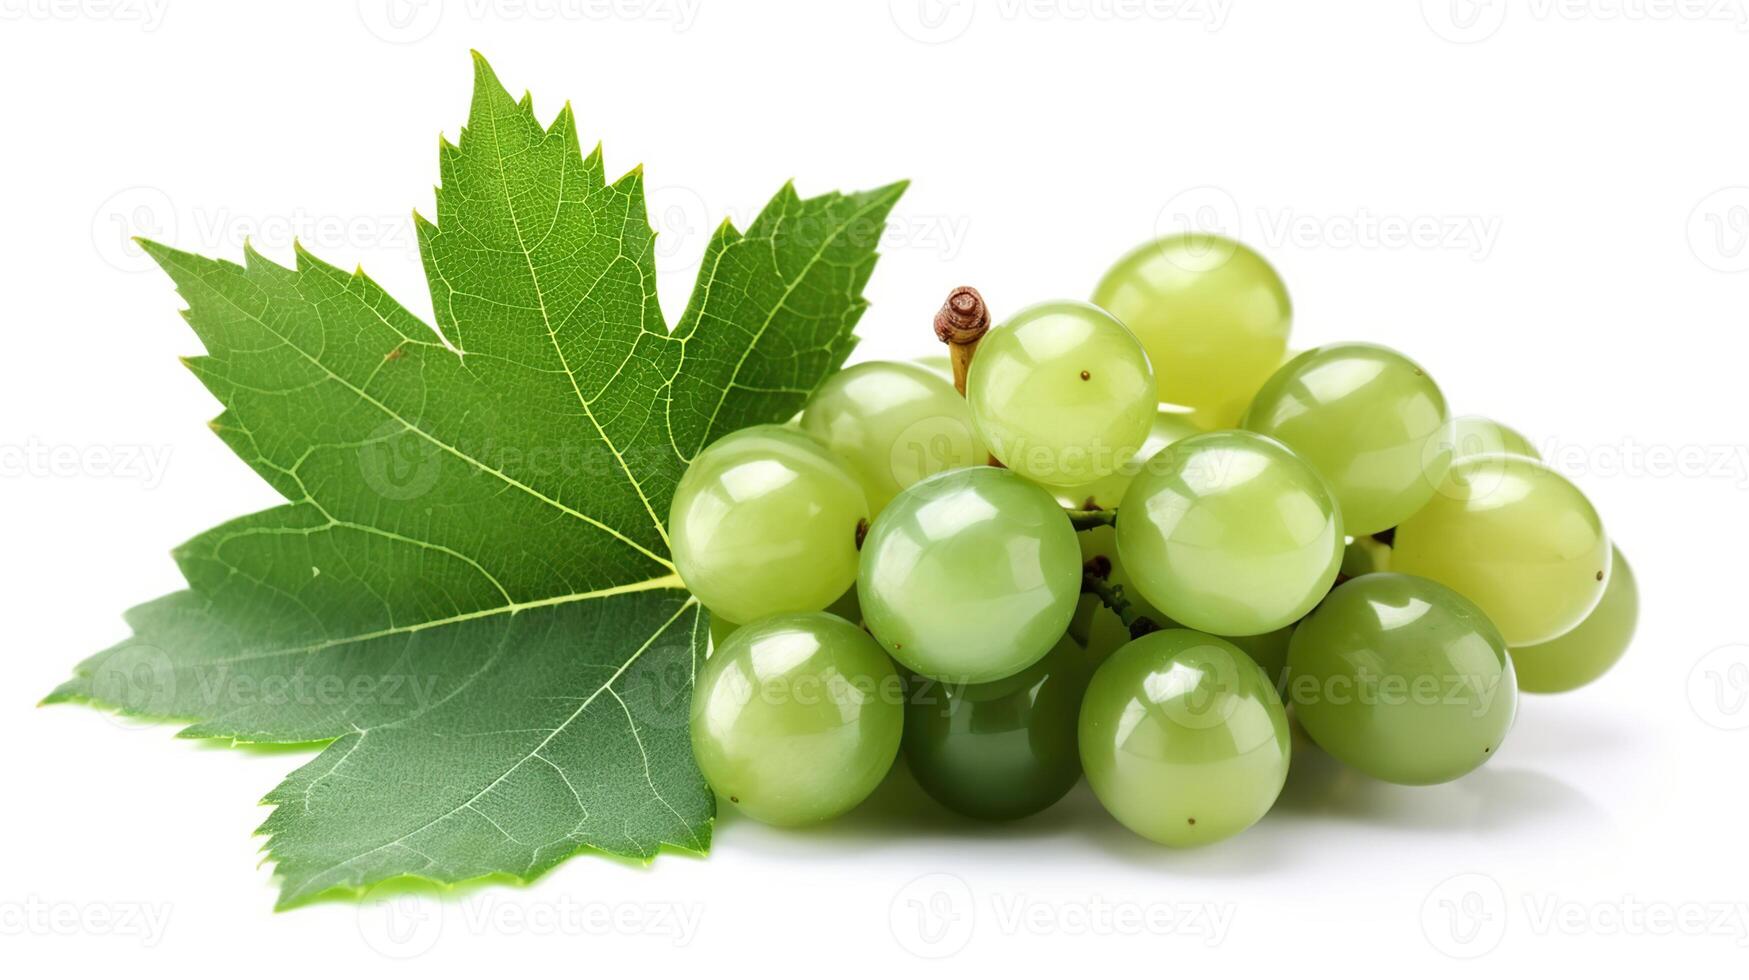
[676, 233, 1636, 844]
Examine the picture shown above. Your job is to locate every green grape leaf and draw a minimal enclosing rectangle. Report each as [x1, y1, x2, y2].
[44, 53, 904, 909]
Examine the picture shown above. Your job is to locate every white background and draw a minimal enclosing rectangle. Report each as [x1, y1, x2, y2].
[4, 0, 1748, 973]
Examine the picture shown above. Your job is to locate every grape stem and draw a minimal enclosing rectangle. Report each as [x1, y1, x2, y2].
[933, 285, 990, 397]
[1081, 557, 1160, 639]
[933, 285, 1007, 468]
[1066, 508, 1117, 531]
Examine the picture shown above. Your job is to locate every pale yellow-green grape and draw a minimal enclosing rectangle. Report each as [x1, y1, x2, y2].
[1056, 405, 1202, 511]
[967, 301, 1157, 487]
[1092, 234, 1292, 428]
[1341, 536, 1392, 578]
[1446, 415, 1541, 462]
[1512, 546, 1638, 693]
[1394, 455, 1608, 646]
[690, 612, 903, 825]
[670, 425, 869, 624]
[1116, 431, 1344, 636]
[860, 467, 1082, 682]
[1287, 574, 1517, 785]
[1079, 630, 1291, 846]
[1243, 343, 1452, 535]
[800, 360, 984, 515]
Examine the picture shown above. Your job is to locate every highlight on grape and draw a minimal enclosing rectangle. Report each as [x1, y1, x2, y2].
[677, 231, 1634, 842]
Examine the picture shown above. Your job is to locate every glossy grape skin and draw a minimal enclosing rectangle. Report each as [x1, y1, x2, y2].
[1243, 343, 1452, 535]
[1115, 431, 1344, 636]
[904, 635, 1090, 820]
[1394, 455, 1608, 647]
[1092, 234, 1292, 428]
[1448, 415, 1540, 462]
[1287, 574, 1517, 785]
[1057, 405, 1202, 511]
[860, 468, 1082, 682]
[670, 425, 868, 624]
[800, 361, 984, 515]
[967, 300, 1157, 487]
[690, 612, 903, 826]
[1512, 546, 1638, 693]
[1079, 630, 1291, 846]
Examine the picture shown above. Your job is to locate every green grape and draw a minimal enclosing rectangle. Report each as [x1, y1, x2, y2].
[670, 425, 868, 624]
[1341, 535, 1393, 578]
[966, 300, 1157, 487]
[1079, 629, 1290, 846]
[1057, 405, 1201, 511]
[904, 635, 1090, 820]
[800, 360, 985, 515]
[860, 467, 1082, 682]
[1394, 455, 1608, 646]
[690, 612, 903, 826]
[1512, 546, 1638, 693]
[1115, 431, 1344, 636]
[1446, 415, 1541, 462]
[1286, 573, 1517, 785]
[1243, 343, 1452, 535]
[1092, 234, 1292, 428]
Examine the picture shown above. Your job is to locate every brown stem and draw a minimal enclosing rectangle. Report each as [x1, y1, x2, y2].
[934, 285, 990, 397]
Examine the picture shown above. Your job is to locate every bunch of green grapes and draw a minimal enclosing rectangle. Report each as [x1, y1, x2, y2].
[676, 236, 1637, 843]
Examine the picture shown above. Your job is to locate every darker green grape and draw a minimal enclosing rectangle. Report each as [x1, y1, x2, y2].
[1287, 573, 1517, 785]
[904, 635, 1090, 820]
[1512, 546, 1638, 693]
